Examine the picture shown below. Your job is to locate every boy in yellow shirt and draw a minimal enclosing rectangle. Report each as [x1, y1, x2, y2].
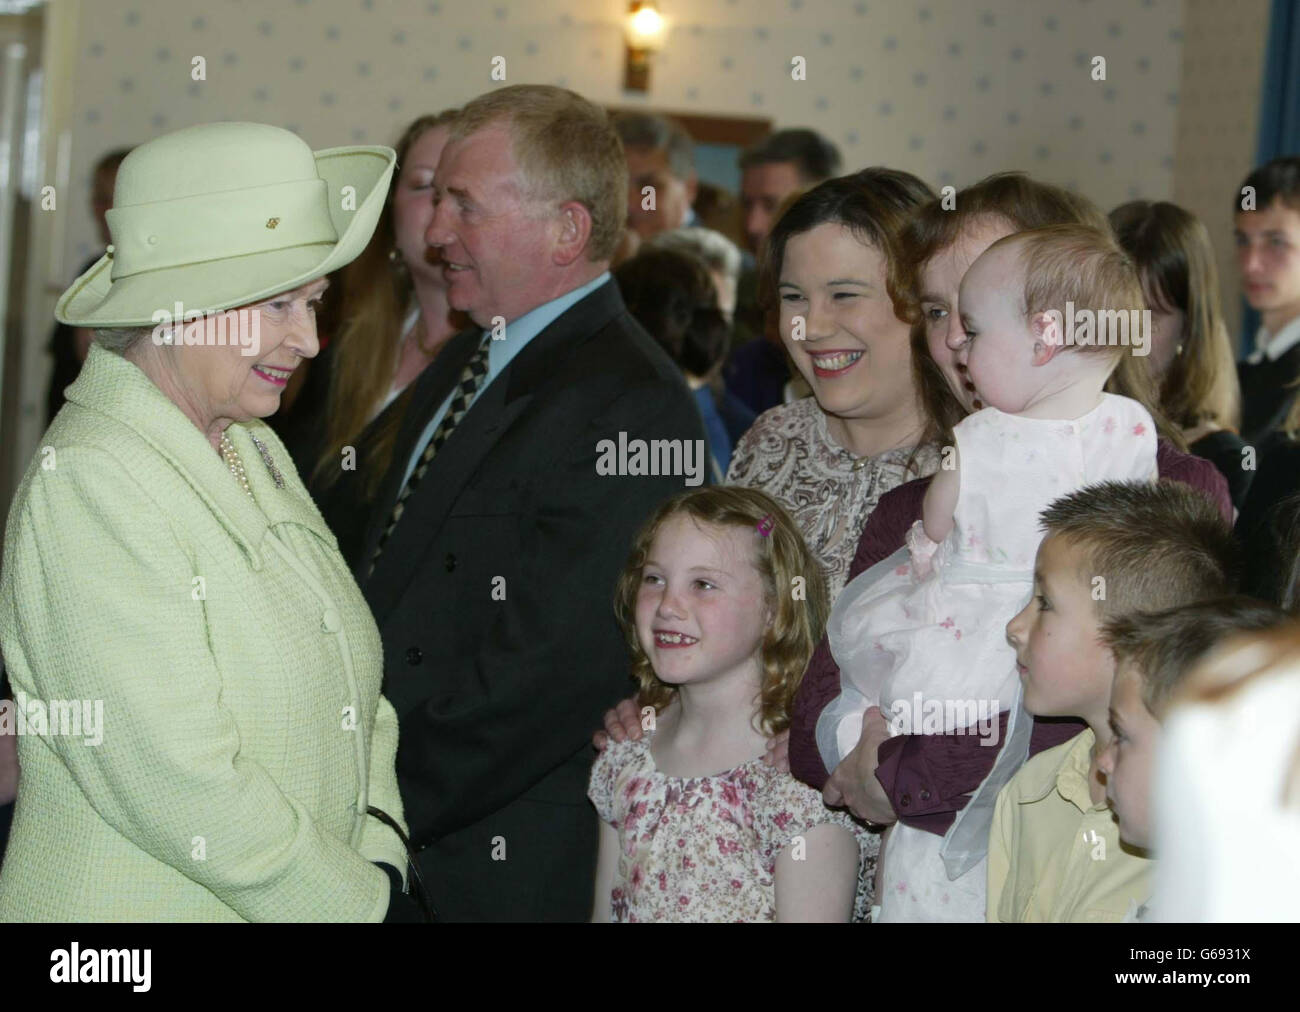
[1097, 596, 1286, 920]
[986, 481, 1236, 922]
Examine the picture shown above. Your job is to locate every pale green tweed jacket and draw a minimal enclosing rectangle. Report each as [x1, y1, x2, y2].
[0, 344, 407, 921]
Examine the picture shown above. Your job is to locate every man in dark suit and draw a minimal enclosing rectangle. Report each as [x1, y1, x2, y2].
[358, 85, 707, 921]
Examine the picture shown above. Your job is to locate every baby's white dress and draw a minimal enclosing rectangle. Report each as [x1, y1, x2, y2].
[819, 394, 1158, 922]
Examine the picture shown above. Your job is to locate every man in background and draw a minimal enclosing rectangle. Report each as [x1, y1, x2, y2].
[738, 128, 842, 258]
[1235, 156, 1300, 442]
[613, 111, 699, 241]
[727, 129, 842, 414]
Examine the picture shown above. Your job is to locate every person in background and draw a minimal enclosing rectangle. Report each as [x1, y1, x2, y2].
[615, 246, 746, 480]
[1109, 200, 1249, 508]
[1234, 396, 1300, 603]
[281, 110, 467, 570]
[647, 225, 742, 324]
[1099, 596, 1287, 921]
[644, 226, 756, 449]
[1234, 156, 1300, 443]
[727, 129, 842, 415]
[1152, 620, 1300, 922]
[612, 110, 698, 240]
[1232, 163, 1300, 603]
[738, 128, 843, 260]
[45, 147, 131, 424]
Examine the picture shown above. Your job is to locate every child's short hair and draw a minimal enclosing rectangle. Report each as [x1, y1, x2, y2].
[1039, 480, 1237, 622]
[989, 223, 1147, 361]
[1235, 156, 1300, 216]
[1103, 596, 1288, 718]
[612, 486, 828, 735]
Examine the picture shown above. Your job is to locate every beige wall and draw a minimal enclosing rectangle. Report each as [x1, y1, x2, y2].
[52, 0, 1280, 337]
[1172, 0, 1271, 351]
[60, 0, 1188, 270]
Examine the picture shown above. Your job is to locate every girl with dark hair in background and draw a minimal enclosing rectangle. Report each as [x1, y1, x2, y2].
[281, 110, 468, 569]
[1109, 200, 1249, 507]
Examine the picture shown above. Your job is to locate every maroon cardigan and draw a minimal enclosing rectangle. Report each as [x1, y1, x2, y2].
[788, 440, 1234, 834]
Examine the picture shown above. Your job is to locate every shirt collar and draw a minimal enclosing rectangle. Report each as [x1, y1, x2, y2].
[483, 272, 611, 374]
[485, 271, 610, 345]
[1252, 315, 1300, 363]
[1018, 728, 1103, 814]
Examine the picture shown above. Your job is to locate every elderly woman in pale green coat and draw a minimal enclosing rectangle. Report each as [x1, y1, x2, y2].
[0, 122, 416, 921]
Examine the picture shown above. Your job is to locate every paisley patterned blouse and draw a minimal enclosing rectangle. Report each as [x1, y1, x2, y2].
[726, 396, 941, 600]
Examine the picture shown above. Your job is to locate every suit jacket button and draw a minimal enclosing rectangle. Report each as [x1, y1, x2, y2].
[900, 793, 911, 807]
[444, 553, 457, 572]
[919, 788, 931, 802]
[406, 647, 423, 665]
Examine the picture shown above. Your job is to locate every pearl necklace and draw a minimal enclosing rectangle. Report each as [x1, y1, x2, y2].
[218, 430, 254, 500]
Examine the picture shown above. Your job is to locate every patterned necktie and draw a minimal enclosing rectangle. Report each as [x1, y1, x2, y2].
[368, 331, 492, 577]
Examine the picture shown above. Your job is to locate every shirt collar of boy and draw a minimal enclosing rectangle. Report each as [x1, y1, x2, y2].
[1016, 728, 1104, 815]
[1249, 315, 1300, 364]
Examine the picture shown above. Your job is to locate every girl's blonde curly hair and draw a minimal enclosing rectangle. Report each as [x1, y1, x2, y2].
[613, 486, 829, 736]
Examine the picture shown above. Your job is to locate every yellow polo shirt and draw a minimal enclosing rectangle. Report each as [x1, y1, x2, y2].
[986, 729, 1151, 922]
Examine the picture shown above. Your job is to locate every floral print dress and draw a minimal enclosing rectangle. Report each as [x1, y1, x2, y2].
[589, 734, 865, 922]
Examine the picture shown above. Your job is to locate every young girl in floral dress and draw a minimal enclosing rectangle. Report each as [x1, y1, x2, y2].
[589, 487, 864, 922]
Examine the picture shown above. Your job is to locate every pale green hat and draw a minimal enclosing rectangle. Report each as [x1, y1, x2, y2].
[56, 121, 396, 327]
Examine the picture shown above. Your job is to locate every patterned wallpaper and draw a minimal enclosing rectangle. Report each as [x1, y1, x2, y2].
[1173, 0, 1270, 349]
[66, 0, 1191, 273]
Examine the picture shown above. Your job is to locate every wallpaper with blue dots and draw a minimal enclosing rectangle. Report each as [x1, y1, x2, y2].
[67, 0, 1184, 267]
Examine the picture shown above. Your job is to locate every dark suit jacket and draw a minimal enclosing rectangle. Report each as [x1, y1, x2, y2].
[358, 278, 706, 921]
[1238, 343, 1300, 444]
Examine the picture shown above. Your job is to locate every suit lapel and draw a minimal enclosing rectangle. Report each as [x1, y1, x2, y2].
[360, 279, 626, 626]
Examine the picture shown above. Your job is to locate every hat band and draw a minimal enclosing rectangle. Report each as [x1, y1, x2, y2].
[106, 178, 339, 280]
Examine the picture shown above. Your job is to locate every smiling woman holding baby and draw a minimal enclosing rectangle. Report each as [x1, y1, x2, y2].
[0, 122, 419, 922]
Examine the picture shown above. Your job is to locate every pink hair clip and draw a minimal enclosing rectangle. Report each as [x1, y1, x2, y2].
[756, 514, 774, 537]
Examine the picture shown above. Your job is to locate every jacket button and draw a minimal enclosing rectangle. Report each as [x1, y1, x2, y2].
[406, 646, 422, 665]
[444, 553, 457, 572]
[919, 788, 931, 802]
[321, 608, 341, 633]
[900, 793, 911, 807]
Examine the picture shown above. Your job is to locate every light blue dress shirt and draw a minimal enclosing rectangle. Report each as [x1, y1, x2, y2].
[399, 271, 612, 490]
